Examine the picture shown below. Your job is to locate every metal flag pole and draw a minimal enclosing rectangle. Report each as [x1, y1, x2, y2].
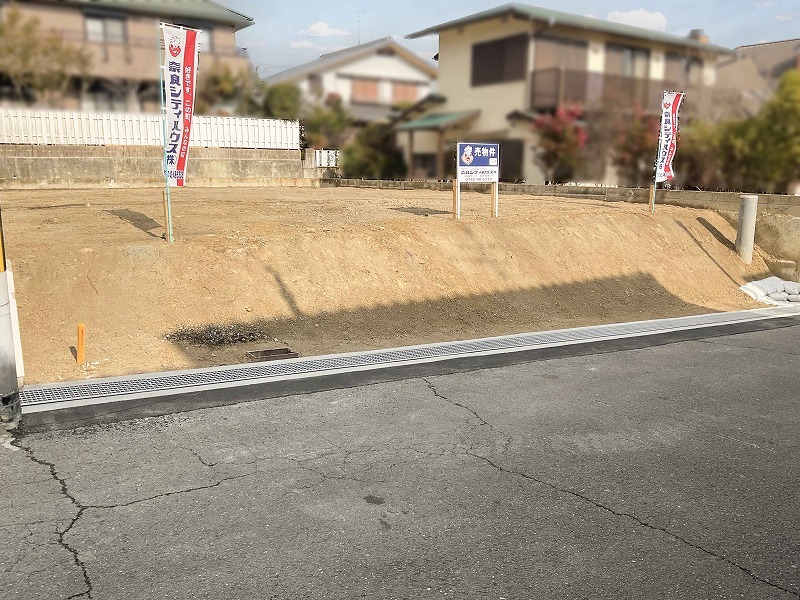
[157, 22, 174, 243]
[650, 107, 664, 214]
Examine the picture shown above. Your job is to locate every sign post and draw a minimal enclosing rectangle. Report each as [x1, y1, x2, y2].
[454, 142, 501, 220]
[651, 90, 685, 213]
[158, 22, 201, 242]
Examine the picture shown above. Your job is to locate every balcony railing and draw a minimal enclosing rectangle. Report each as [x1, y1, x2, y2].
[530, 68, 689, 113]
[57, 29, 247, 58]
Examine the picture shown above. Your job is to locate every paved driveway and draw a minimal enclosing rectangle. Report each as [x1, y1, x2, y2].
[3, 322, 799, 599]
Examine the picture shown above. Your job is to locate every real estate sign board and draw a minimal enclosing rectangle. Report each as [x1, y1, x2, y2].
[457, 143, 500, 183]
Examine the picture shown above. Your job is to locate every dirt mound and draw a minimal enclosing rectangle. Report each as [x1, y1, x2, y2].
[0, 186, 767, 384]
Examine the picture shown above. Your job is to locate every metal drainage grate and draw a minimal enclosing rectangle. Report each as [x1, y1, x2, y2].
[20, 305, 800, 411]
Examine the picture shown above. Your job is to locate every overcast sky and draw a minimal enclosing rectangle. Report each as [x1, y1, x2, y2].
[222, 0, 800, 77]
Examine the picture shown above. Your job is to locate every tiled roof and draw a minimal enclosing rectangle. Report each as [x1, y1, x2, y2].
[266, 37, 437, 85]
[40, 0, 254, 31]
[407, 3, 731, 54]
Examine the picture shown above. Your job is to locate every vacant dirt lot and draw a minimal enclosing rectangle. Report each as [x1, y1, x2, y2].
[0, 186, 767, 384]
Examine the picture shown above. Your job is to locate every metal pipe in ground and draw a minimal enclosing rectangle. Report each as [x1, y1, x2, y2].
[735, 194, 758, 265]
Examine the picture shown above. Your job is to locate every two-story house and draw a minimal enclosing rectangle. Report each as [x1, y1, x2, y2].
[397, 3, 731, 182]
[265, 37, 438, 125]
[0, 0, 253, 112]
[733, 38, 800, 90]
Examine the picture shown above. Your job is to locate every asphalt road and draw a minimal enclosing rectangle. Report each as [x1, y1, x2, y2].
[2, 321, 799, 599]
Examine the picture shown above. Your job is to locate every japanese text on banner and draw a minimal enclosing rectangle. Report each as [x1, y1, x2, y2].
[655, 91, 685, 184]
[161, 24, 199, 187]
[457, 143, 500, 183]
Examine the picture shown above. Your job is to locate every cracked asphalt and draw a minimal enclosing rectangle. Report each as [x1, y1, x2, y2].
[2, 323, 799, 599]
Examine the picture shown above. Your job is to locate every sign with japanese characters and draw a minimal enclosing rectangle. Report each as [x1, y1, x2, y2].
[161, 24, 200, 187]
[655, 91, 685, 183]
[457, 143, 500, 183]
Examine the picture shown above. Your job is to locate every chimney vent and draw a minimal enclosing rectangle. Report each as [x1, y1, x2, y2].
[688, 29, 710, 44]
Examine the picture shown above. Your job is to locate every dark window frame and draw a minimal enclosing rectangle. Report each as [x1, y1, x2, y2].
[471, 34, 528, 87]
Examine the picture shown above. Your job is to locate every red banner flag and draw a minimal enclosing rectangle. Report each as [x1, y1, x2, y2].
[161, 24, 199, 187]
[655, 90, 685, 183]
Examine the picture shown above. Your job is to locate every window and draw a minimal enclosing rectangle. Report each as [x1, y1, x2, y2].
[308, 74, 323, 97]
[196, 28, 212, 53]
[471, 34, 528, 86]
[665, 53, 686, 84]
[392, 81, 418, 103]
[85, 16, 126, 44]
[533, 34, 588, 70]
[686, 58, 703, 85]
[605, 44, 649, 78]
[173, 22, 213, 52]
[351, 78, 379, 103]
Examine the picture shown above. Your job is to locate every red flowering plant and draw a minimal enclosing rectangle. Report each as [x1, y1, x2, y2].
[611, 105, 660, 187]
[532, 103, 588, 183]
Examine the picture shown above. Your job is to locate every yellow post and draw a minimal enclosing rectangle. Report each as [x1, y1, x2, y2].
[0, 205, 6, 273]
[76, 323, 85, 365]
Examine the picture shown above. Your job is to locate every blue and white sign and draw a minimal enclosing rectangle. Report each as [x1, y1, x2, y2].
[457, 142, 500, 183]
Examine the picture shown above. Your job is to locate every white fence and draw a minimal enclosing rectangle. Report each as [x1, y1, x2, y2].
[0, 109, 300, 150]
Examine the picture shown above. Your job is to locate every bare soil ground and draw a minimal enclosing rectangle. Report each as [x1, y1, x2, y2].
[0, 186, 767, 384]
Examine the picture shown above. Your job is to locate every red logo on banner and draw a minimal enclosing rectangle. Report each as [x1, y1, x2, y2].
[169, 36, 181, 57]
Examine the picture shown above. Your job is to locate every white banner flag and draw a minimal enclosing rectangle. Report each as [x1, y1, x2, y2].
[655, 91, 685, 183]
[161, 24, 200, 187]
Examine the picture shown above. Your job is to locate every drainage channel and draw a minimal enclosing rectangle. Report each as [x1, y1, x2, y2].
[21, 305, 800, 414]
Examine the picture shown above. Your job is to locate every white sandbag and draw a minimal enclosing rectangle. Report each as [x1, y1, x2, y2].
[787, 295, 800, 302]
[740, 276, 800, 305]
[784, 281, 800, 295]
[755, 276, 787, 295]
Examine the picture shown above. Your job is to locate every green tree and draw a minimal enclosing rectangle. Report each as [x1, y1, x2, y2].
[757, 70, 800, 191]
[0, 4, 90, 106]
[262, 83, 302, 120]
[341, 123, 406, 179]
[681, 71, 800, 193]
[195, 65, 268, 117]
[303, 94, 350, 148]
[532, 104, 588, 182]
[676, 119, 723, 190]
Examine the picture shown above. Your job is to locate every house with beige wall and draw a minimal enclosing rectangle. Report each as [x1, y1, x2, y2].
[397, 3, 731, 183]
[0, 0, 253, 112]
[266, 38, 437, 125]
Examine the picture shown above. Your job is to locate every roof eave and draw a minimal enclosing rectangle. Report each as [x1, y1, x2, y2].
[407, 3, 732, 55]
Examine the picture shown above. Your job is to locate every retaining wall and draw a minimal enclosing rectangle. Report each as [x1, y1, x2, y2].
[322, 178, 800, 217]
[0, 145, 309, 189]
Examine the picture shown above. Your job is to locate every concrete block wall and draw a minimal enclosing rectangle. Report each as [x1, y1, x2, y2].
[0, 145, 306, 189]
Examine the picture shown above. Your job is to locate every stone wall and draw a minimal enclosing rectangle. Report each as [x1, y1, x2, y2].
[0, 145, 308, 189]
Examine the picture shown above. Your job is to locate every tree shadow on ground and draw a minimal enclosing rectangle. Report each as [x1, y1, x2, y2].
[106, 209, 162, 238]
[165, 272, 724, 368]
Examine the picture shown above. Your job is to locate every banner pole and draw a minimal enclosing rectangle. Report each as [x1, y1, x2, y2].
[650, 102, 665, 214]
[157, 23, 174, 243]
